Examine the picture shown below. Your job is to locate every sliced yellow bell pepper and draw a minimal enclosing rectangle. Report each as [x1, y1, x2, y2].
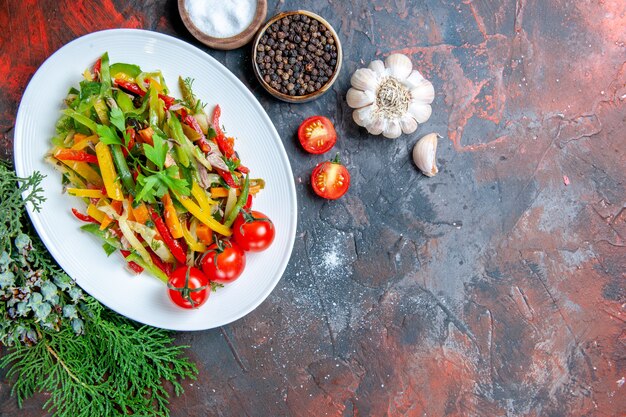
[95, 200, 116, 230]
[67, 188, 105, 199]
[71, 134, 99, 150]
[60, 160, 103, 187]
[173, 193, 232, 237]
[94, 97, 110, 125]
[86, 203, 106, 223]
[191, 182, 216, 214]
[181, 222, 206, 253]
[45, 156, 86, 188]
[95, 142, 124, 201]
[162, 193, 183, 239]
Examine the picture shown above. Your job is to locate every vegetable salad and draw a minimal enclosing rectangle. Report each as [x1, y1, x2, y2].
[47, 53, 273, 308]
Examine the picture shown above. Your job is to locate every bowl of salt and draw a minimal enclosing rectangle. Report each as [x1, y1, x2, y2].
[179, 0, 267, 50]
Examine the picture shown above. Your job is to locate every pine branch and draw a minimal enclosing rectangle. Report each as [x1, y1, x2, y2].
[0, 161, 198, 417]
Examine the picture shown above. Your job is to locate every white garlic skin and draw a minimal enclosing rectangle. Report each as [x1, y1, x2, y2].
[410, 82, 435, 105]
[346, 88, 375, 108]
[367, 60, 386, 78]
[412, 133, 439, 177]
[350, 68, 378, 91]
[407, 102, 432, 124]
[383, 118, 402, 139]
[400, 113, 418, 134]
[347, 53, 434, 138]
[352, 105, 374, 127]
[385, 53, 413, 80]
[366, 113, 386, 135]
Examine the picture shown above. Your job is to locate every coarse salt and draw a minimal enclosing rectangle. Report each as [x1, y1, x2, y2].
[186, 0, 256, 39]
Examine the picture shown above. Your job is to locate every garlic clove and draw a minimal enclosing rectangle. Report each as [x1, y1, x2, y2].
[400, 114, 418, 134]
[367, 60, 386, 78]
[407, 102, 432, 124]
[352, 104, 374, 127]
[351, 68, 378, 92]
[382, 118, 402, 139]
[404, 70, 426, 89]
[347, 88, 375, 109]
[384, 54, 413, 80]
[352, 110, 364, 127]
[412, 133, 439, 177]
[410, 80, 435, 104]
[366, 114, 387, 135]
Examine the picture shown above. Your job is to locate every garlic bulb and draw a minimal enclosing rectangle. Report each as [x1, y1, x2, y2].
[347, 53, 434, 139]
[412, 133, 439, 177]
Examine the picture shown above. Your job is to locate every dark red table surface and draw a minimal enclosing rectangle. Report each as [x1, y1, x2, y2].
[1, 1, 625, 416]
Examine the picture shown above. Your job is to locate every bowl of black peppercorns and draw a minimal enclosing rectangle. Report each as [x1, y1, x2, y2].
[252, 10, 342, 103]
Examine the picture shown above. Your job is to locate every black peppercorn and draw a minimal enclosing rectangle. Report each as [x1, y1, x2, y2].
[256, 13, 339, 97]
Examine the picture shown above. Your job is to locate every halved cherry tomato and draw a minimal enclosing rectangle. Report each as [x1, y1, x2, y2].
[297, 116, 337, 154]
[311, 154, 350, 200]
[167, 266, 210, 309]
[200, 240, 246, 284]
[233, 210, 275, 252]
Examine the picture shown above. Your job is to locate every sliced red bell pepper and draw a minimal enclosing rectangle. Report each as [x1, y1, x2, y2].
[55, 149, 98, 164]
[149, 207, 187, 264]
[237, 163, 250, 174]
[115, 79, 146, 97]
[115, 79, 174, 109]
[120, 249, 144, 274]
[215, 135, 235, 158]
[158, 93, 175, 109]
[179, 108, 212, 153]
[148, 248, 173, 277]
[215, 168, 238, 188]
[93, 58, 101, 79]
[212, 105, 224, 137]
[212, 105, 235, 158]
[244, 194, 253, 210]
[122, 127, 136, 157]
[71, 208, 99, 224]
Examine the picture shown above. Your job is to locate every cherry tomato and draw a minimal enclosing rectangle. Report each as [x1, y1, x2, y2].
[311, 155, 350, 200]
[297, 116, 337, 154]
[201, 240, 246, 284]
[167, 266, 210, 309]
[233, 210, 276, 252]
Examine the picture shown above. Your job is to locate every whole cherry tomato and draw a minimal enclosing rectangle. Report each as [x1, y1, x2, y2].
[233, 210, 276, 252]
[201, 240, 246, 284]
[167, 266, 210, 309]
[311, 154, 350, 200]
[297, 116, 337, 154]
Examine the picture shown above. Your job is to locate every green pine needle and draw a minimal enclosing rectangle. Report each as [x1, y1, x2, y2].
[0, 160, 198, 417]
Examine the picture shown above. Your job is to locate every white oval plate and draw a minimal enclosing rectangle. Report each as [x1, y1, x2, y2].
[14, 29, 297, 331]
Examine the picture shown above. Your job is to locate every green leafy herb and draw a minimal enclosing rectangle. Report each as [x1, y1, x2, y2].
[95, 124, 121, 146]
[224, 157, 240, 173]
[135, 166, 190, 203]
[109, 107, 125, 133]
[143, 130, 167, 170]
[78, 81, 101, 100]
[161, 166, 191, 195]
[108, 108, 131, 147]
[0, 161, 197, 417]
